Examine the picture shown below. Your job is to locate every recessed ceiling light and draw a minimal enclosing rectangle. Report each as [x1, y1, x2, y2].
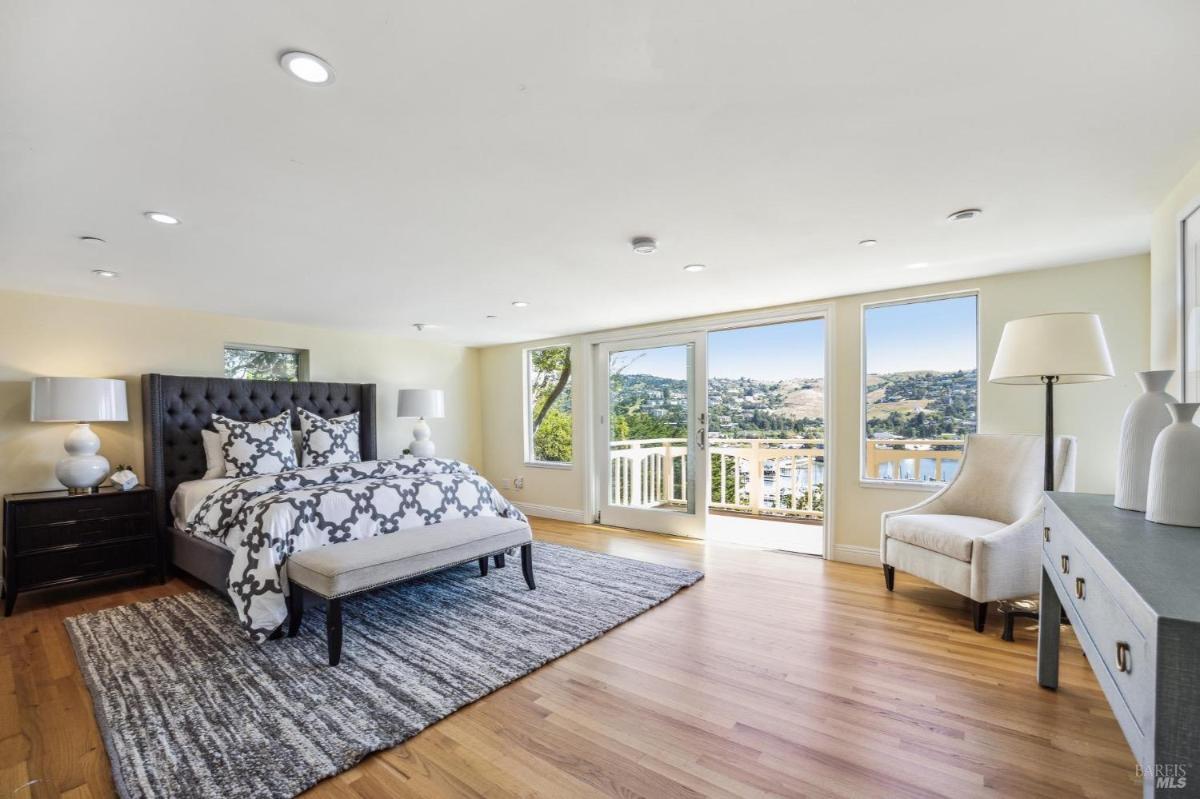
[280, 51, 335, 85]
[906, 262, 931, 270]
[511, 301, 529, 308]
[682, 264, 706, 273]
[79, 235, 107, 244]
[631, 237, 658, 254]
[947, 208, 982, 222]
[92, 269, 118, 278]
[858, 239, 878, 247]
[486, 314, 498, 319]
[144, 211, 180, 225]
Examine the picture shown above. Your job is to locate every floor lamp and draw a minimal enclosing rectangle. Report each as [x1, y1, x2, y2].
[989, 312, 1115, 491]
[987, 313, 1113, 639]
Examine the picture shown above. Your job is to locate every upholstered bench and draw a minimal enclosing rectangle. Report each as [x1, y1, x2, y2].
[286, 516, 535, 665]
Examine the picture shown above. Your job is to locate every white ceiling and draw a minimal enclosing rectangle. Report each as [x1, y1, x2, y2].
[3, 0, 1200, 346]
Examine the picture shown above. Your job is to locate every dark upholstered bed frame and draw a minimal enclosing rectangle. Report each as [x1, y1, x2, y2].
[141, 374, 377, 592]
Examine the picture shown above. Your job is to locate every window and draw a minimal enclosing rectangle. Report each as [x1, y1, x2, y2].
[863, 294, 978, 484]
[525, 345, 572, 465]
[223, 345, 308, 381]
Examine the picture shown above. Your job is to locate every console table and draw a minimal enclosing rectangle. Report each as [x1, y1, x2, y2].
[1039, 492, 1200, 798]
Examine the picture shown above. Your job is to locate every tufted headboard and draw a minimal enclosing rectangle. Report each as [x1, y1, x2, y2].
[141, 374, 378, 529]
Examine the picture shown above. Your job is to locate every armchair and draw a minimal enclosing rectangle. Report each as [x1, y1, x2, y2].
[880, 434, 1076, 632]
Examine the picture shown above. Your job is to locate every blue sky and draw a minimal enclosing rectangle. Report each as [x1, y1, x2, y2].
[610, 297, 976, 383]
[610, 319, 826, 382]
[865, 295, 977, 374]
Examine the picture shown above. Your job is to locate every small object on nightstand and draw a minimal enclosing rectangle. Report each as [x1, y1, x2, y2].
[110, 466, 138, 491]
[2, 485, 162, 616]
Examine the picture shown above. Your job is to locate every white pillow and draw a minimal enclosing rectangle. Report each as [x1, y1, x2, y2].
[201, 430, 226, 479]
[211, 411, 298, 477]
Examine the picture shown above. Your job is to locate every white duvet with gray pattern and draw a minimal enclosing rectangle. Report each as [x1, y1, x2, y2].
[184, 457, 526, 640]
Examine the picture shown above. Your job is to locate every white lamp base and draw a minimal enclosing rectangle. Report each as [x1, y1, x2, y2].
[408, 417, 436, 458]
[55, 422, 110, 494]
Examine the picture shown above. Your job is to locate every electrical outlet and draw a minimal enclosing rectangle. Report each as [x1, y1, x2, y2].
[500, 478, 514, 489]
[514, 476, 525, 490]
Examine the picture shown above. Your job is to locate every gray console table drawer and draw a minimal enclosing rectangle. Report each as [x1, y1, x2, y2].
[1039, 493, 1200, 799]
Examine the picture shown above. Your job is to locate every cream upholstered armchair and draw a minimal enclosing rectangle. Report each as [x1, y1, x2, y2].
[880, 434, 1076, 632]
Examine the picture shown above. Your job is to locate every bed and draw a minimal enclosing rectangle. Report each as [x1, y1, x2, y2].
[141, 374, 525, 640]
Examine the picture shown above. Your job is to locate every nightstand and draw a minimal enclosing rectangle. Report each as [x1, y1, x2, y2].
[2, 485, 162, 616]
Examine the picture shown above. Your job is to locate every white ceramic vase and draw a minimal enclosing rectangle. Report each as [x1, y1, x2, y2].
[1146, 402, 1200, 527]
[1114, 370, 1176, 511]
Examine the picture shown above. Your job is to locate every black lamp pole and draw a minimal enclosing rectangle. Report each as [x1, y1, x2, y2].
[1041, 375, 1058, 492]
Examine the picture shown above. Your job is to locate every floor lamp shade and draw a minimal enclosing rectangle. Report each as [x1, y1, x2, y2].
[30, 377, 129, 494]
[397, 389, 444, 457]
[989, 313, 1114, 384]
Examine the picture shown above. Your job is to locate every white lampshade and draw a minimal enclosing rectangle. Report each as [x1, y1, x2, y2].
[989, 313, 1115, 385]
[397, 388, 445, 419]
[31, 377, 128, 422]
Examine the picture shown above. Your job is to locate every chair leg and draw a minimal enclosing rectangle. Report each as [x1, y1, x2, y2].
[883, 564, 895, 592]
[287, 584, 304, 638]
[970, 600, 988, 633]
[326, 597, 343, 666]
[478, 557, 489, 577]
[521, 543, 535, 590]
[494, 553, 506, 568]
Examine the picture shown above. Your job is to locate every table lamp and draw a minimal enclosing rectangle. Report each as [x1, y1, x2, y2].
[31, 377, 129, 494]
[397, 388, 444, 457]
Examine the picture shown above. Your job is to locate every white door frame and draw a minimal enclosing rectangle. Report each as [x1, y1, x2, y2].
[593, 331, 708, 537]
[578, 302, 835, 558]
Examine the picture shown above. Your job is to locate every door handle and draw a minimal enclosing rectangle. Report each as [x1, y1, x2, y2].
[695, 413, 706, 451]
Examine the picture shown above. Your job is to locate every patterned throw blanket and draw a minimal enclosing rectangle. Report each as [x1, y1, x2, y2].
[185, 457, 527, 640]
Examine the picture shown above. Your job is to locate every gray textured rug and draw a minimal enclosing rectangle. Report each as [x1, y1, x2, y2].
[65, 541, 702, 799]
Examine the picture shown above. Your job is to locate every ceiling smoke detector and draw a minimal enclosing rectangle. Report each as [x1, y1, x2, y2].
[947, 208, 983, 222]
[79, 235, 107, 244]
[631, 237, 658, 254]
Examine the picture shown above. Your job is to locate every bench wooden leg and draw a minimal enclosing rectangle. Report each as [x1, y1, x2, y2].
[494, 553, 506, 568]
[287, 584, 304, 638]
[521, 543, 535, 590]
[327, 597, 343, 666]
[478, 556, 489, 577]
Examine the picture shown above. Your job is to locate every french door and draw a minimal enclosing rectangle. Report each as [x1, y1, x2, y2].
[594, 332, 707, 537]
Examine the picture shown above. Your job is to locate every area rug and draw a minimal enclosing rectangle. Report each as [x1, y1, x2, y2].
[65, 541, 702, 799]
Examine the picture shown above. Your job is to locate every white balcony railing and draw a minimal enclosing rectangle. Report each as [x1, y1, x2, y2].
[608, 436, 968, 522]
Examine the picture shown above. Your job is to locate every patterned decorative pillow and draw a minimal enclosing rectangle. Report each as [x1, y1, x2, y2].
[211, 411, 298, 477]
[298, 408, 361, 467]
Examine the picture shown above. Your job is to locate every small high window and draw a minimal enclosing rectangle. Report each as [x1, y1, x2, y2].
[224, 345, 308, 381]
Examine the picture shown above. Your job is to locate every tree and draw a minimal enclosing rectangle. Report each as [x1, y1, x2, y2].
[224, 348, 300, 381]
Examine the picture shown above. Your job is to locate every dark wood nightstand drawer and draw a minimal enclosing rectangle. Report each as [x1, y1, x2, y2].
[13, 515, 152, 555]
[11, 491, 151, 527]
[16, 538, 157, 591]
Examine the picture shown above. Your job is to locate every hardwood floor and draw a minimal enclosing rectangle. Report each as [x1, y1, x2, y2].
[0, 518, 1139, 798]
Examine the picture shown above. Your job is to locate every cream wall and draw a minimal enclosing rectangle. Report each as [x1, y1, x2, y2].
[0, 290, 482, 500]
[479, 255, 1150, 554]
[1150, 156, 1200, 388]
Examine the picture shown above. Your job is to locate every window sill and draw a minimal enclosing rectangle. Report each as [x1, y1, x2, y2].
[524, 461, 573, 471]
[859, 478, 943, 493]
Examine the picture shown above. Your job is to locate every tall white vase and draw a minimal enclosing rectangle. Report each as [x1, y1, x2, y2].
[1146, 403, 1200, 527]
[1114, 370, 1176, 511]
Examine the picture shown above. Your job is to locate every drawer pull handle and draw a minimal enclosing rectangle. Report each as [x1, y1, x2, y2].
[1116, 641, 1131, 673]
[1060, 554, 1070, 574]
[1043, 526, 1051, 543]
[1074, 577, 1085, 599]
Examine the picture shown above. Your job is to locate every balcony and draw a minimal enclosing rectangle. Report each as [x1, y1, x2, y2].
[608, 436, 967, 521]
